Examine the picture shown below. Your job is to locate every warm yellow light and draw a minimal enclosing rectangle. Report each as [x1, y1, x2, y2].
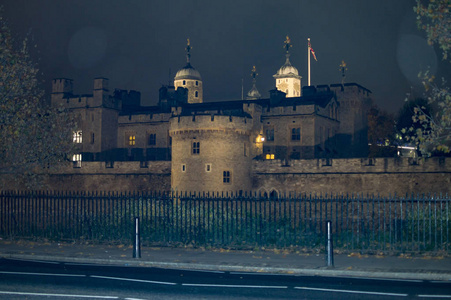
[265, 154, 275, 160]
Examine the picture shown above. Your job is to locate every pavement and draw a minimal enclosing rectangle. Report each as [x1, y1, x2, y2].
[0, 239, 450, 281]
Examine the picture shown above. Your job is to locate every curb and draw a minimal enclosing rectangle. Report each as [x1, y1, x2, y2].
[3, 254, 451, 282]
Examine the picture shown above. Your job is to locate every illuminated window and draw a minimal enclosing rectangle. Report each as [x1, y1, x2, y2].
[291, 127, 300, 141]
[265, 154, 275, 160]
[223, 170, 231, 184]
[72, 154, 82, 168]
[128, 135, 135, 146]
[265, 128, 274, 141]
[205, 164, 211, 172]
[73, 131, 82, 143]
[148, 133, 156, 146]
[192, 142, 200, 154]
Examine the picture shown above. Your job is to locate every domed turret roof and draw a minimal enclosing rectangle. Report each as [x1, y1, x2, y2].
[275, 60, 299, 76]
[246, 66, 261, 100]
[273, 36, 301, 79]
[175, 63, 202, 81]
[174, 39, 202, 81]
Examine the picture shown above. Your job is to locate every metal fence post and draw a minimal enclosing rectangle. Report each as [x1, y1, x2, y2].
[326, 220, 334, 267]
[133, 217, 141, 258]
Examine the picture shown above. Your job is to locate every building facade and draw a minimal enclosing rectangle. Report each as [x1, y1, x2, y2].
[50, 39, 372, 194]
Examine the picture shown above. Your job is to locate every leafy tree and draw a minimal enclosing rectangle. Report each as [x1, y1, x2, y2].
[0, 12, 75, 188]
[367, 105, 397, 157]
[406, 0, 451, 156]
[414, 0, 450, 61]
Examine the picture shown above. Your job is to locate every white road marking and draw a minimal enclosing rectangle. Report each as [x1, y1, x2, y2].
[295, 286, 408, 297]
[90, 275, 176, 285]
[418, 295, 451, 298]
[351, 277, 422, 283]
[189, 269, 225, 274]
[0, 290, 118, 298]
[182, 283, 288, 288]
[0, 271, 85, 277]
[8, 258, 60, 264]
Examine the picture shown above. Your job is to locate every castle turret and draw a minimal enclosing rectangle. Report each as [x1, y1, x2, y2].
[170, 113, 253, 194]
[273, 36, 302, 98]
[246, 66, 262, 100]
[174, 39, 203, 104]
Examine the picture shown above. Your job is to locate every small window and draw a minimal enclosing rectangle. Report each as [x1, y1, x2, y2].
[205, 164, 211, 172]
[265, 154, 275, 160]
[183, 80, 186, 85]
[181, 164, 186, 172]
[223, 170, 231, 184]
[105, 161, 114, 168]
[195, 81, 199, 86]
[265, 128, 274, 141]
[291, 128, 300, 141]
[148, 133, 156, 146]
[72, 154, 82, 168]
[192, 141, 200, 155]
[91, 133, 95, 144]
[128, 135, 136, 146]
[73, 130, 82, 143]
[195, 91, 198, 97]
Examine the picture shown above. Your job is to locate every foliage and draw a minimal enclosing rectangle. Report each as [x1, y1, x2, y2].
[414, 0, 451, 61]
[367, 105, 397, 157]
[405, 1, 451, 156]
[406, 72, 451, 155]
[0, 12, 75, 188]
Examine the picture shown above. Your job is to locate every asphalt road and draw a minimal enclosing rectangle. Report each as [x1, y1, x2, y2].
[0, 258, 450, 299]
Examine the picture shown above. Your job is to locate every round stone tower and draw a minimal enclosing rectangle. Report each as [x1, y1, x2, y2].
[170, 113, 253, 194]
[273, 36, 302, 97]
[174, 39, 203, 104]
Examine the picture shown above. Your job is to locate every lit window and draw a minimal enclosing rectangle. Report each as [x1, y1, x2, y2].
[265, 154, 275, 160]
[72, 154, 82, 168]
[223, 170, 231, 184]
[206, 164, 211, 172]
[192, 142, 200, 154]
[128, 135, 135, 146]
[148, 133, 156, 146]
[291, 127, 300, 141]
[73, 131, 82, 143]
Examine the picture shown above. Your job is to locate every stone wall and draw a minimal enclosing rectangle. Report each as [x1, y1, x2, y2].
[253, 157, 450, 196]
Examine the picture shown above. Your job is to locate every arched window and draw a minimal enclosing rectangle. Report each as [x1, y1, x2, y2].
[195, 91, 198, 97]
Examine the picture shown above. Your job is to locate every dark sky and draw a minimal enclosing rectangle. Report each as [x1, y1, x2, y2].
[3, 0, 449, 113]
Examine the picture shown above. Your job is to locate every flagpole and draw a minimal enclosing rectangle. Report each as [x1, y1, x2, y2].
[308, 38, 311, 86]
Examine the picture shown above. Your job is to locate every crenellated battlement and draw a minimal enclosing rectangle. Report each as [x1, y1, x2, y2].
[254, 157, 450, 174]
[169, 114, 253, 135]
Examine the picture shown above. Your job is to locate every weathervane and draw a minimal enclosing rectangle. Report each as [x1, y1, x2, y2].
[284, 35, 292, 53]
[251, 65, 258, 81]
[339, 60, 347, 84]
[185, 38, 191, 64]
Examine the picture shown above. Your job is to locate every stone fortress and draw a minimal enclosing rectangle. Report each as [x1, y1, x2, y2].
[48, 38, 450, 196]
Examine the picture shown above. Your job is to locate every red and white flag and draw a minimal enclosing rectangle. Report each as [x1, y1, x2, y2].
[308, 40, 317, 61]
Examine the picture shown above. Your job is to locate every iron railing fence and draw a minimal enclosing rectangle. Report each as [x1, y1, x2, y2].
[0, 191, 449, 254]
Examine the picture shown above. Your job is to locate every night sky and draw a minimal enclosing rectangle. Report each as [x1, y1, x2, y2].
[3, 0, 449, 113]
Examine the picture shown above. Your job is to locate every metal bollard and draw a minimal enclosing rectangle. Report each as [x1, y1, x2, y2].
[326, 220, 334, 267]
[133, 217, 141, 258]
